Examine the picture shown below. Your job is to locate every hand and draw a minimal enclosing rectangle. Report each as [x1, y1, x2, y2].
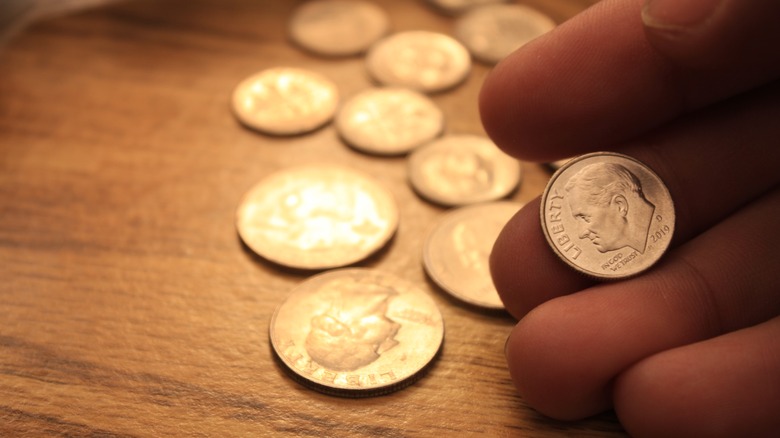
[479, 0, 780, 436]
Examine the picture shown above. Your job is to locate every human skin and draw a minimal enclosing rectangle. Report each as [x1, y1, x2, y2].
[479, 0, 780, 436]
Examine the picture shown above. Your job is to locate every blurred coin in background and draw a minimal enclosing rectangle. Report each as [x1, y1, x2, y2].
[423, 201, 521, 310]
[454, 3, 555, 64]
[236, 165, 398, 270]
[232, 67, 338, 135]
[425, 0, 508, 16]
[408, 134, 521, 206]
[336, 87, 444, 156]
[288, 0, 389, 56]
[366, 31, 471, 94]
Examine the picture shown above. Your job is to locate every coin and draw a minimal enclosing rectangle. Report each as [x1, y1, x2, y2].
[366, 31, 471, 93]
[423, 202, 520, 309]
[236, 165, 398, 270]
[408, 134, 521, 206]
[454, 4, 556, 64]
[231, 67, 338, 135]
[335, 87, 445, 156]
[269, 268, 444, 397]
[288, 0, 389, 57]
[426, 0, 508, 16]
[540, 152, 675, 280]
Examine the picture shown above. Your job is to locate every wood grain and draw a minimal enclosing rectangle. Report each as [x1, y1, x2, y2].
[0, 0, 627, 436]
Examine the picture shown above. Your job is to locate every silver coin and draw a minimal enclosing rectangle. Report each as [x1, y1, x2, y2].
[426, 0, 508, 16]
[423, 201, 521, 309]
[408, 134, 521, 206]
[231, 67, 339, 135]
[366, 31, 471, 93]
[269, 268, 444, 397]
[540, 152, 675, 280]
[236, 164, 399, 270]
[288, 0, 389, 57]
[454, 4, 556, 64]
[335, 87, 445, 156]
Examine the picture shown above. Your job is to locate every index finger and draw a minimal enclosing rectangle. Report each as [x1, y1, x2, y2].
[479, 0, 780, 162]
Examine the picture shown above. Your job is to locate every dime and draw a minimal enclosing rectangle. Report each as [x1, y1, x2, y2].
[231, 67, 338, 135]
[335, 87, 445, 156]
[408, 134, 521, 206]
[288, 0, 389, 57]
[540, 152, 675, 280]
[269, 268, 444, 397]
[366, 31, 471, 93]
[236, 165, 398, 270]
[426, 0, 508, 16]
[454, 4, 556, 64]
[423, 202, 521, 309]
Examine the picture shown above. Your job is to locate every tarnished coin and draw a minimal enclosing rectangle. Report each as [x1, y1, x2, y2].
[366, 31, 471, 93]
[540, 152, 675, 280]
[426, 0, 508, 16]
[335, 87, 444, 156]
[232, 67, 338, 135]
[236, 165, 398, 270]
[423, 202, 521, 309]
[288, 0, 389, 57]
[408, 134, 521, 206]
[269, 268, 444, 397]
[454, 4, 556, 64]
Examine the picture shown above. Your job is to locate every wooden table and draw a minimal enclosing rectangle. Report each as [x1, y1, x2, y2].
[0, 0, 627, 436]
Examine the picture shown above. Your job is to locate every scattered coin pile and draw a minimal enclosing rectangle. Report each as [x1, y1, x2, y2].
[232, 0, 557, 397]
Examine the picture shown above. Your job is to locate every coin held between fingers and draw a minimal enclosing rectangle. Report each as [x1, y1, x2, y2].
[540, 152, 675, 280]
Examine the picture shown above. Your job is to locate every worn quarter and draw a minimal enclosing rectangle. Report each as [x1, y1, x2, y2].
[408, 134, 521, 206]
[423, 202, 521, 309]
[288, 0, 389, 57]
[269, 268, 444, 397]
[232, 67, 338, 135]
[454, 4, 556, 64]
[540, 152, 675, 280]
[236, 165, 398, 270]
[366, 31, 471, 93]
[335, 87, 444, 156]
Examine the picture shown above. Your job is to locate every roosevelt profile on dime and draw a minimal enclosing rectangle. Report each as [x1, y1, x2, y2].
[540, 152, 675, 280]
[564, 162, 655, 254]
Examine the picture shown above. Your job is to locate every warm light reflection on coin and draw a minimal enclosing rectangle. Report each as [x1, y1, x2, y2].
[231, 67, 338, 135]
[424, 202, 520, 309]
[336, 87, 444, 155]
[408, 134, 521, 206]
[288, 0, 389, 56]
[269, 268, 444, 396]
[541, 152, 675, 279]
[454, 4, 555, 64]
[366, 31, 471, 93]
[236, 165, 398, 269]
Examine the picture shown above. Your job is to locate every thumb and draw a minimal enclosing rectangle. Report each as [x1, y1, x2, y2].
[642, 0, 780, 104]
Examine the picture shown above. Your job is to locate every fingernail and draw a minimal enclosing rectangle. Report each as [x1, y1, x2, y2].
[504, 333, 512, 358]
[642, 0, 723, 29]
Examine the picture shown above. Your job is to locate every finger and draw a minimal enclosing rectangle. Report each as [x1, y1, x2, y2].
[614, 316, 780, 438]
[478, 0, 780, 162]
[492, 82, 780, 318]
[504, 186, 780, 420]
